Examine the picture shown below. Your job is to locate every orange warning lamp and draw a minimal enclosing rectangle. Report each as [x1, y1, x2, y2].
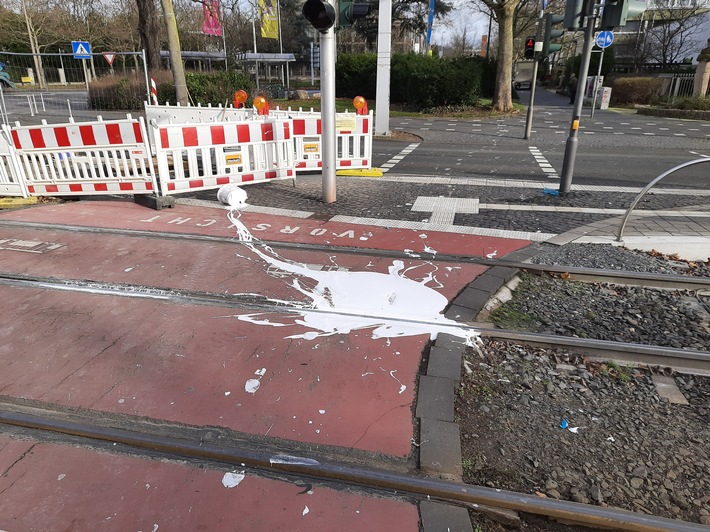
[234, 89, 248, 108]
[353, 95, 367, 115]
[253, 95, 269, 115]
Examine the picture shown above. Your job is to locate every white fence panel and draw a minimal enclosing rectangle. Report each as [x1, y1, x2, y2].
[8, 116, 157, 196]
[154, 118, 295, 195]
[0, 127, 29, 197]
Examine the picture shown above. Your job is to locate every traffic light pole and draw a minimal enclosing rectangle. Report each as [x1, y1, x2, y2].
[321, 26, 337, 203]
[524, 10, 544, 140]
[558, 0, 597, 195]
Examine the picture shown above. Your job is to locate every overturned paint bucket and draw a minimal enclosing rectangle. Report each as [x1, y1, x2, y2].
[217, 183, 248, 208]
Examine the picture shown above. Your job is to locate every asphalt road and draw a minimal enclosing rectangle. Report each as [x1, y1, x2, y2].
[373, 88, 710, 189]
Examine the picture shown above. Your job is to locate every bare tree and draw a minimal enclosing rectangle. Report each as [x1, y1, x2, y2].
[136, 0, 162, 70]
[447, 19, 478, 56]
[642, 0, 706, 65]
[475, 0, 521, 111]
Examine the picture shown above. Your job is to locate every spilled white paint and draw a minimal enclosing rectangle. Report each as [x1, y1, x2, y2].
[303, 506, 310, 516]
[245, 379, 260, 394]
[219, 186, 479, 347]
[222, 471, 245, 488]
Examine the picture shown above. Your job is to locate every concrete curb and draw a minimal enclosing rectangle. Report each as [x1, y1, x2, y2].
[417, 243, 543, 531]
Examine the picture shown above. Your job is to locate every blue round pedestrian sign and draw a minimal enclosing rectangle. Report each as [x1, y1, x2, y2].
[596, 31, 614, 49]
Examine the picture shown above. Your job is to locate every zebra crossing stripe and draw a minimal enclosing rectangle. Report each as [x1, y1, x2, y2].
[529, 146, 558, 179]
[381, 143, 419, 174]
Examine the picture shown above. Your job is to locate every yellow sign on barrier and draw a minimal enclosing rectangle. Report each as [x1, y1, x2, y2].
[225, 153, 243, 165]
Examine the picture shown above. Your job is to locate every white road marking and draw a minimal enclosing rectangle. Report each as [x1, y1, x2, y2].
[529, 146, 558, 179]
[411, 196, 479, 224]
[380, 143, 420, 174]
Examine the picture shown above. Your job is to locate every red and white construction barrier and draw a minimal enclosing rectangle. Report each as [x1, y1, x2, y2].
[0, 127, 29, 197]
[6, 117, 157, 196]
[272, 108, 373, 172]
[153, 118, 294, 195]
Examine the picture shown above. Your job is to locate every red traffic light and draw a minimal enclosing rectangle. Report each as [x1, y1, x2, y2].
[524, 37, 535, 59]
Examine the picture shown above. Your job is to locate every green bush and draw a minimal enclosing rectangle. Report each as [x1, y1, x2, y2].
[336, 53, 492, 110]
[88, 74, 149, 111]
[335, 53, 377, 100]
[667, 95, 710, 111]
[88, 69, 254, 110]
[609, 77, 664, 106]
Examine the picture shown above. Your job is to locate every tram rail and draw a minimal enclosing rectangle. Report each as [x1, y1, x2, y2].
[0, 397, 703, 532]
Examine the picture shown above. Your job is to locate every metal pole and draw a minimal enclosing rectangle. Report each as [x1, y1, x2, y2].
[252, 19, 260, 92]
[142, 50, 150, 103]
[310, 42, 315, 86]
[558, 0, 597, 195]
[374, 0, 392, 136]
[321, 26, 337, 203]
[524, 9, 544, 140]
[590, 49, 603, 119]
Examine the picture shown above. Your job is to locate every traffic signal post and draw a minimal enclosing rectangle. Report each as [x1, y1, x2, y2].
[302, 0, 338, 202]
[558, 0, 597, 195]
[523, 15, 543, 140]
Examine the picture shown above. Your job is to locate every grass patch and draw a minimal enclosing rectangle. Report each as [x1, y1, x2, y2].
[489, 306, 540, 330]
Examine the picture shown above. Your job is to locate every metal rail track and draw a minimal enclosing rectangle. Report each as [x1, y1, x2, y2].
[1, 218, 709, 292]
[0, 398, 703, 532]
[1, 271, 708, 374]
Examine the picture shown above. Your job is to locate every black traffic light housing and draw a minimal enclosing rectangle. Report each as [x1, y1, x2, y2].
[302, 0, 336, 33]
[524, 37, 535, 59]
[601, 0, 646, 29]
[339, 0, 371, 28]
[542, 14, 564, 57]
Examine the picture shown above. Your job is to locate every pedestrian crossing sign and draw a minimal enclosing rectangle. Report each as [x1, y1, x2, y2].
[72, 41, 92, 59]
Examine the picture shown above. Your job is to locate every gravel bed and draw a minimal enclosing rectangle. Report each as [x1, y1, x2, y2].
[488, 273, 710, 350]
[459, 242, 710, 528]
[530, 243, 710, 276]
[457, 340, 710, 527]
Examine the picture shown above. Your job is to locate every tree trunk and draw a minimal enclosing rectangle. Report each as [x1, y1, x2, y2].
[492, 5, 515, 112]
[137, 0, 161, 70]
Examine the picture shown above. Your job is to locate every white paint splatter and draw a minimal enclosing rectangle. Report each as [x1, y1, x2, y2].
[224, 391, 231, 396]
[389, 370, 407, 394]
[222, 471, 245, 488]
[318, 409, 326, 414]
[220, 186, 479, 347]
[124, 267, 133, 272]
[254, 368, 266, 377]
[57, 474, 65, 481]
[486, 250, 498, 259]
[424, 245, 437, 255]
[245, 379, 260, 394]
[303, 506, 310, 516]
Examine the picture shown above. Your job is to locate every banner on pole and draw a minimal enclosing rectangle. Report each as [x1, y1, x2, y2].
[426, 0, 436, 46]
[202, 0, 222, 36]
[259, 0, 279, 39]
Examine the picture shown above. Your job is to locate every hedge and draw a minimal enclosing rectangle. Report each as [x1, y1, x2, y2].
[336, 53, 496, 110]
